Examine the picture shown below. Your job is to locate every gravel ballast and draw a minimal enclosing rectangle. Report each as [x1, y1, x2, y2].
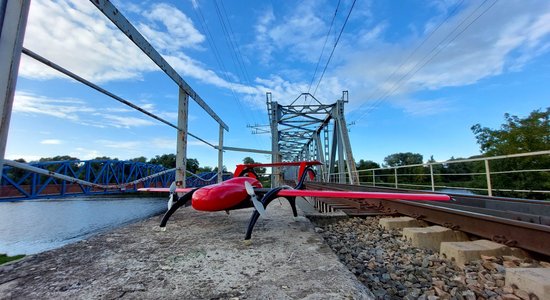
[315, 216, 549, 300]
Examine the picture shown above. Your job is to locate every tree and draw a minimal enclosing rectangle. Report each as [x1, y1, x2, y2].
[129, 156, 147, 163]
[383, 152, 423, 167]
[471, 108, 550, 198]
[186, 158, 200, 173]
[197, 166, 213, 173]
[383, 153, 424, 187]
[356, 159, 380, 184]
[356, 159, 380, 170]
[471, 108, 549, 155]
[242, 157, 266, 176]
[149, 154, 176, 168]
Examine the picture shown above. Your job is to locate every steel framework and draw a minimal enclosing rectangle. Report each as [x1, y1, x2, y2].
[261, 91, 359, 185]
[0, 160, 230, 201]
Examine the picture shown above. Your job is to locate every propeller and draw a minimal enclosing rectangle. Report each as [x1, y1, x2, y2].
[245, 181, 265, 216]
[167, 181, 177, 210]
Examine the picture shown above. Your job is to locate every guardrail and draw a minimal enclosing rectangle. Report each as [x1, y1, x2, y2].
[328, 150, 550, 199]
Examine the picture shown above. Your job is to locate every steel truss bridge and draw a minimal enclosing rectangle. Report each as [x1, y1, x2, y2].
[0, 159, 231, 201]
[252, 91, 359, 186]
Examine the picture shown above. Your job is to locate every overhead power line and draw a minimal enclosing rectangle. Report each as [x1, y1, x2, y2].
[307, 0, 341, 95]
[191, 1, 261, 138]
[353, 0, 498, 124]
[312, 0, 357, 97]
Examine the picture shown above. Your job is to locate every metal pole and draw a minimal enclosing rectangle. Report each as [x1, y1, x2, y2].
[176, 89, 189, 188]
[430, 164, 435, 192]
[217, 124, 223, 183]
[0, 0, 30, 179]
[372, 170, 375, 186]
[485, 159, 493, 197]
[394, 168, 398, 188]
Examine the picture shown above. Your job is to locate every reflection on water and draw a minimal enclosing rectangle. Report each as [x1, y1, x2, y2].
[0, 196, 166, 256]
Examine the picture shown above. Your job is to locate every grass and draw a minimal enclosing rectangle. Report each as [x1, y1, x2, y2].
[0, 253, 25, 265]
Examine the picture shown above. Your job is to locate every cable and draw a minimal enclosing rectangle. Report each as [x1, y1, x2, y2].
[312, 0, 357, 97]
[349, 0, 465, 120]
[192, 1, 260, 136]
[308, 0, 341, 95]
[354, 0, 498, 123]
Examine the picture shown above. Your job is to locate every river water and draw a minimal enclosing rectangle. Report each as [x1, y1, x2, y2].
[0, 196, 166, 256]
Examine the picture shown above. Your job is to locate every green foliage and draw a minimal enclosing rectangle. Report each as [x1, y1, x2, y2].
[242, 157, 266, 175]
[356, 159, 380, 183]
[197, 166, 213, 173]
[148, 154, 176, 168]
[129, 156, 147, 163]
[383, 152, 423, 167]
[471, 108, 550, 155]
[186, 158, 200, 173]
[471, 108, 550, 199]
[39, 155, 79, 162]
[0, 253, 25, 265]
[356, 159, 380, 170]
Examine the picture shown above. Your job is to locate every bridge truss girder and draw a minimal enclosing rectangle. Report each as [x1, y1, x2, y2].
[266, 91, 359, 185]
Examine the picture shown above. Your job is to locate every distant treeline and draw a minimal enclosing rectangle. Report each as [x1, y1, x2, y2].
[353, 108, 550, 199]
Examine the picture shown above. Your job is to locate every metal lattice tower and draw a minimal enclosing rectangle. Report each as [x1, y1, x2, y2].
[260, 91, 359, 185]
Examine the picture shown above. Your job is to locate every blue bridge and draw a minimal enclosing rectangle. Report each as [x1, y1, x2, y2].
[0, 159, 232, 201]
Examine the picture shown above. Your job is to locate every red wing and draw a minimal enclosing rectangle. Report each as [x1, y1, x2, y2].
[276, 189, 450, 201]
[137, 187, 194, 193]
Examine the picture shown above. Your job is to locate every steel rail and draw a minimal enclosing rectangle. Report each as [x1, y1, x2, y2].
[306, 182, 550, 256]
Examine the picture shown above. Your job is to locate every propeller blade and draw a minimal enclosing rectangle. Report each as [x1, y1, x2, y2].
[168, 194, 174, 210]
[169, 181, 177, 194]
[245, 181, 265, 216]
[167, 182, 177, 210]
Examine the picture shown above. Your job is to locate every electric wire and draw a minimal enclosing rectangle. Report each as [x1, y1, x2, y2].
[213, 0, 262, 127]
[312, 0, 357, 97]
[349, 0, 465, 121]
[307, 0, 341, 95]
[192, 1, 261, 145]
[353, 0, 498, 124]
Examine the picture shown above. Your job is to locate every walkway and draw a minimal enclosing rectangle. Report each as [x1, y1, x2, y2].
[0, 200, 373, 299]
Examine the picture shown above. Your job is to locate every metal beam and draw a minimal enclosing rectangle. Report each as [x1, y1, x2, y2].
[217, 146, 273, 155]
[0, 0, 30, 179]
[217, 124, 223, 183]
[90, 0, 228, 131]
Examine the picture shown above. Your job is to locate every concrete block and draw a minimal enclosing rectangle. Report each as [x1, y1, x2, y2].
[440, 240, 527, 266]
[403, 226, 469, 251]
[379, 216, 427, 230]
[506, 268, 550, 300]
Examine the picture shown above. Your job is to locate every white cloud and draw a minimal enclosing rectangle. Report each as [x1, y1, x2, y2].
[392, 98, 453, 117]
[40, 139, 63, 145]
[98, 114, 156, 128]
[21, 0, 157, 82]
[13, 91, 160, 129]
[13, 91, 93, 121]
[252, 1, 327, 65]
[138, 3, 205, 52]
[243, 0, 550, 117]
[71, 148, 102, 160]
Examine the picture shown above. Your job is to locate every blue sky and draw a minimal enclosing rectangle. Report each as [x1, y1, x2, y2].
[6, 0, 550, 170]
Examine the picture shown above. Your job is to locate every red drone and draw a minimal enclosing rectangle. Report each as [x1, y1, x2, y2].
[139, 161, 450, 239]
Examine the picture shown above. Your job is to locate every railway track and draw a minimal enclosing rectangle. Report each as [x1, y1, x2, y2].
[303, 182, 550, 257]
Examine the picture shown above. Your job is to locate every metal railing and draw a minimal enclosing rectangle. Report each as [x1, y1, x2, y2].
[328, 150, 550, 199]
[0, 0, 235, 190]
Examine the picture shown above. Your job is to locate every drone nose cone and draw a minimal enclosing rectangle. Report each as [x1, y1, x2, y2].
[191, 177, 262, 211]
